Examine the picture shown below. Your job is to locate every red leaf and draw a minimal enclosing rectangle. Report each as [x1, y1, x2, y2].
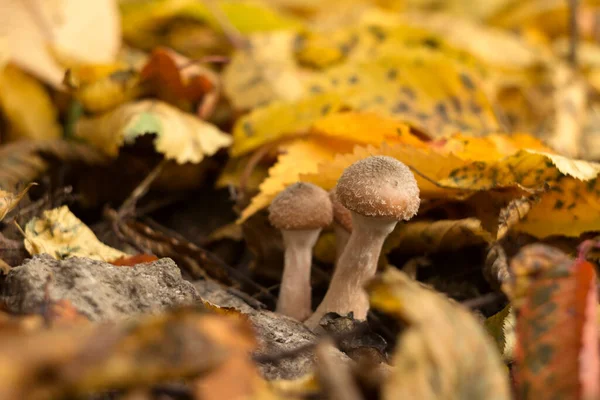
[110, 254, 159, 267]
[505, 244, 600, 400]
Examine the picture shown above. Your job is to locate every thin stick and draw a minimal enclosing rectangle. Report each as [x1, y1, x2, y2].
[118, 160, 167, 219]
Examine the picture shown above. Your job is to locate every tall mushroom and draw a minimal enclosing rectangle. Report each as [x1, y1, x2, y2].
[329, 188, 353, 266]
[305, 156, 420, 328]
[269, 182, 333, 321]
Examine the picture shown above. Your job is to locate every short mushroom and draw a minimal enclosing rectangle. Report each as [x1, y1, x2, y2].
[329, 188, 353, 265]
[305, 156, 420, 328]
[269, 182, 333, 321]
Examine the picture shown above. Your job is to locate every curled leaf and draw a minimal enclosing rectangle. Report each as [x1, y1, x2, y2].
[0, 183, 35, 222]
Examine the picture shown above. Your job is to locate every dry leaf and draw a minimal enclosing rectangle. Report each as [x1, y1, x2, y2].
[368, 268, 511, 400]
[24, 206, 127, 262]
[382, 218, 493, 255]
[484, 304, 516, 363]
[0, 64, 61, 141]
[74, 100, 232, 164]
[0, 184, 35, 222]
[438, 150, 600, 237]
[0, 139, 107, 190]
[140, 47, 219, 116]
[0, 0, 121, 88]
[504, 244, 600, 400]
[223, 31, 307, 111]
[0, 306, 256, 399]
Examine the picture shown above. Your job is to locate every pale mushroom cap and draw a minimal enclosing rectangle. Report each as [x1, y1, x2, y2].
[335, 155, 420, 220]
[329, 188, 353, 232]
[269, 182, 333, 230]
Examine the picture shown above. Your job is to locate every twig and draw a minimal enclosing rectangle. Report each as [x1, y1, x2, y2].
[460, 292, 504, 309]
[118, 160, 167, 219]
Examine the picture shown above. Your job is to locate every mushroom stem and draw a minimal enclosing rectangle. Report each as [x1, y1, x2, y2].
[306, 214, 397, 328]
[277, 229, 321, 321]
[333, 223, 350, 265]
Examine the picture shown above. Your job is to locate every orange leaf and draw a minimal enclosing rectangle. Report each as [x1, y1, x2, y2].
[110, 254, 160, 267]
[505, 244, 600, 400]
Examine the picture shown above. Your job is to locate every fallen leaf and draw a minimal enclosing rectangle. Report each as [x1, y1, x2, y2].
[484, 304, 516, 363]
[74, 100, 232, 164]
[438, 150, 600, 237]
[504, 244, 600, 400]
[109, 254, 160, 266]
[0, 306, 256, 399]
[223, 31, 307, 111]
[0, 64, 61, 141]
[0, 139, 107, 191]
[233, 50, 499, 156]
[0, 183, 35, 222]
[382, 218, 493, 255]
[140, 47, 220, 116]
[368, 268, 511, 400]
[0, 0, 121, 88]
[24, 206, 127, 262]
[238, 136, 355, 222]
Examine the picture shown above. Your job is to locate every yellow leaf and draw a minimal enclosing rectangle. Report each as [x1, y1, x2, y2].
[24, 206, 127, 262]
[368, 268, 511, 400]
[74, 100, 232, 164]
[484, 304, 516, 362]
[310, 112, 428, 148]
[300, 142, 468, 199]
[0, 0, 120, 88]
[0, 183, 35, 222]
[232, 50, 499, 156]
[438, 150, 600, 237]
[223, 31, 308, 111]
[238, 137, 352, 222]
[0, 64, 61, 141]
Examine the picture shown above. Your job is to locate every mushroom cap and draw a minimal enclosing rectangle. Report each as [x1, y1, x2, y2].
[269, 182, 333, 230]
[329, 188, 353, 232]
[335, 155, 420, 221]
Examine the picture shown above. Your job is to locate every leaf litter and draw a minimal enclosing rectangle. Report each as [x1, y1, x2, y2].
[2, 0, 600, 399]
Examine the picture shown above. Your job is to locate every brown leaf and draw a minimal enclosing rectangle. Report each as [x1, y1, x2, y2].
[0, 139, 107, 191]
[110, 254, 160, 266]
[368, 268, 511, 400]
[0, 306, 256, 400]
[504, 244, 600, 400]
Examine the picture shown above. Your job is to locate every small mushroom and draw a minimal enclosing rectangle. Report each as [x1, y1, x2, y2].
[269, 182, 333, 321]
[329, 188, 353, 265]
[306, 156, 420, 328]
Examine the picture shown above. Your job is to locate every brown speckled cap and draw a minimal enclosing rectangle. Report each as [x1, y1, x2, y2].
[335, 155, 420, 220]
[269, 182, 333, 230]
[329, 188, 353, 232]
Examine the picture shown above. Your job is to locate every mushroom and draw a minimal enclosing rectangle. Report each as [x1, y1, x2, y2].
[329, 188, 353, 266]
[305, 156, 420, 328]
[269, 182, 333, 321]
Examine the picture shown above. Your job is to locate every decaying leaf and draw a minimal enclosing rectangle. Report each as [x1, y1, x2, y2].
[368, 268, 511, 400]
[24, 206, 127, 262]
[0, 139, 107, 190]
[223, 31, 307, 111]
[232, 50, 499, 157]
[438, 150, 600, 237]
[484, 304, 516, 363]
[0, 183, 35, 222]
[140, 47, 220, 116]
[382, 218, 493, 255]
[504, 244, 600, 400]
[74, 100, 232, 163]
[0, 306, 257, 400]
[0, 64, 61, 141]
[0, 0, 121, 88]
